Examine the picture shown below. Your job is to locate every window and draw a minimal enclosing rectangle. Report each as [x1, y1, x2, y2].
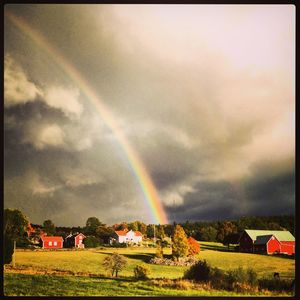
[49, 241, 52, 246]
[54, 241, 57, 246]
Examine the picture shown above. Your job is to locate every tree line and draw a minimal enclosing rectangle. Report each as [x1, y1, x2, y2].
[4, 208, 294, 262]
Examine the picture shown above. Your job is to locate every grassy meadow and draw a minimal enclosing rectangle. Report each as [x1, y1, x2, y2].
[4, 242, 295, 296]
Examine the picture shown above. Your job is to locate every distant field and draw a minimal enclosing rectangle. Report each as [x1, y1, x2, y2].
[12, 243, 295, 279]
[4, 242, 295, 296]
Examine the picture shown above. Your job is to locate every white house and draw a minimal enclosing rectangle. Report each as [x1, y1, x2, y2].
[110, 230, 143, 244]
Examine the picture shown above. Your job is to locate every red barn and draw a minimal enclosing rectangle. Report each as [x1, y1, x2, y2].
[239, 230, 295, 255]
[41, 236, 63, 249]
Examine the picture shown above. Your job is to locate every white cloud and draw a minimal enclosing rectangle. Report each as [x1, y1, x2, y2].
[44, 87, 82, 118]
[23, 123, 65, 150]
[4, 55, 42, 106]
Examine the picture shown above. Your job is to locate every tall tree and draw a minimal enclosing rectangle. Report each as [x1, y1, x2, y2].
[157, 225, 165, 240]
[43, 219, 56, 235]
[217, 221, 237, 245]
[4, 209, 30, 263]
[172, 225, 189, 260]
[85, 217, 102, 235]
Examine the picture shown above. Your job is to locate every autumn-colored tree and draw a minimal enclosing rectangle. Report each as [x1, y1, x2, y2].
[172, 224, 189, 260]
[188, 236, 200, 256]
[102, 253, 127, 277]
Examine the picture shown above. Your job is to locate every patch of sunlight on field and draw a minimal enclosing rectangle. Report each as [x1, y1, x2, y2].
[14, 245, 295, 280]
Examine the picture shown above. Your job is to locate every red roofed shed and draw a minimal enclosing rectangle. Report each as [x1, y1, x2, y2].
[41, 236, 63, 249]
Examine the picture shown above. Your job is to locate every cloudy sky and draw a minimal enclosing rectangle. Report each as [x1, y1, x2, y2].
[4, 4, 295, 226]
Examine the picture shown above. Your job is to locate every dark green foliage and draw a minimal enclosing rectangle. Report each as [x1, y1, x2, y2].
[4, 209, 30, 264]
[258, 277, 294, 292]
[84, 236, 102, 248]
[110, 241, 127, 248]
[85, 217, 102, 236]
[134, 264, 151, 280]
[4, 235, 14, 264]
[209, 267, 227, 289]
[184, 260, 210, 282]
[43, 220, 56, 235]
[4, 209, 29, 238]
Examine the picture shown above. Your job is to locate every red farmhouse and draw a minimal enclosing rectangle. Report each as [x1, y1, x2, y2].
[64, 233, 86, 248]
[239, 230, 295, 255]
[41, 236, 63, 249]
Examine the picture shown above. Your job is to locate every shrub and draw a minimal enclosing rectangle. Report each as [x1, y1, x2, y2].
[209, 267, 226, 289]
[110, 241, 127, 248]
[184, 259, 210, 282]
[84, 236, 101, 248]
[134, 264, 151, 280]
[258, 277, 294, 292]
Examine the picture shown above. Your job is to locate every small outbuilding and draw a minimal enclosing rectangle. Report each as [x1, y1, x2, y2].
[41, 236, 63, 249]
[64, 233, 86, 248]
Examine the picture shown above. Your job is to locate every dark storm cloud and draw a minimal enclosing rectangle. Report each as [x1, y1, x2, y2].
[166, 159, 295, 222]
[4, 5, 295, 225]
[165, 180, 240, 223]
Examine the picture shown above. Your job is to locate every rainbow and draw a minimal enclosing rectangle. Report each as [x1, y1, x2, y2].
[6, 11, 168, 225]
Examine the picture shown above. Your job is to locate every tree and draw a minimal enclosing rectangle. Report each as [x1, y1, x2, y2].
[199, 226, 218, 242]
[43, 220, 56, 235]
[102, 253, 127, 277]
[4, 209, 30, 264]
[128, 221, 139, 232]
[217, 221, 237, 244]
[172, 225, 189, 260]
[155, 241, 163, 258]
[85, 217, 102, 235]
[188, 236, 200, 256]
[156, 225, 165, 240]
[4, 209, 29, 239]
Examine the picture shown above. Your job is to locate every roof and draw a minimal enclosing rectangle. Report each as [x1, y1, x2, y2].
[115, 230, 127, 236]
[245, 230, 295, 242]
[115, 230, 143, 237]
[41, 236, 63, 242]
[65, 232, 86, 239]
[254, 235, 275, 245]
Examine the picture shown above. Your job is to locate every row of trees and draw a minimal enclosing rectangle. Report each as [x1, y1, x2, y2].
[4, 208, 294, 255]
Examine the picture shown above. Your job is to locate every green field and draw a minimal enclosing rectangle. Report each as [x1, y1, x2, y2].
[4, 242, 295, 296]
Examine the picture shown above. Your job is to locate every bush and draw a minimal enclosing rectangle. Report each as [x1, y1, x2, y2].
[209, 267, 226, 289]
[134, 264, 151, 280]
[258, 277, 294, 292]
[184, 259, 210, 282]
[84, 236, 101, 248]
[110, 241, 127, 248]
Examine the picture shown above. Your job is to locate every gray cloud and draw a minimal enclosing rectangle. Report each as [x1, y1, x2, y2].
[4, 5, 295, 225]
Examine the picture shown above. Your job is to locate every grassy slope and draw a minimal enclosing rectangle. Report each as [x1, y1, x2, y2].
[4, 273, 291, 297]
[13, 244, 295, 279]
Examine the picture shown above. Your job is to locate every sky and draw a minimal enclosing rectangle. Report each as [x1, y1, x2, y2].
[4, 4, 295, 226]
